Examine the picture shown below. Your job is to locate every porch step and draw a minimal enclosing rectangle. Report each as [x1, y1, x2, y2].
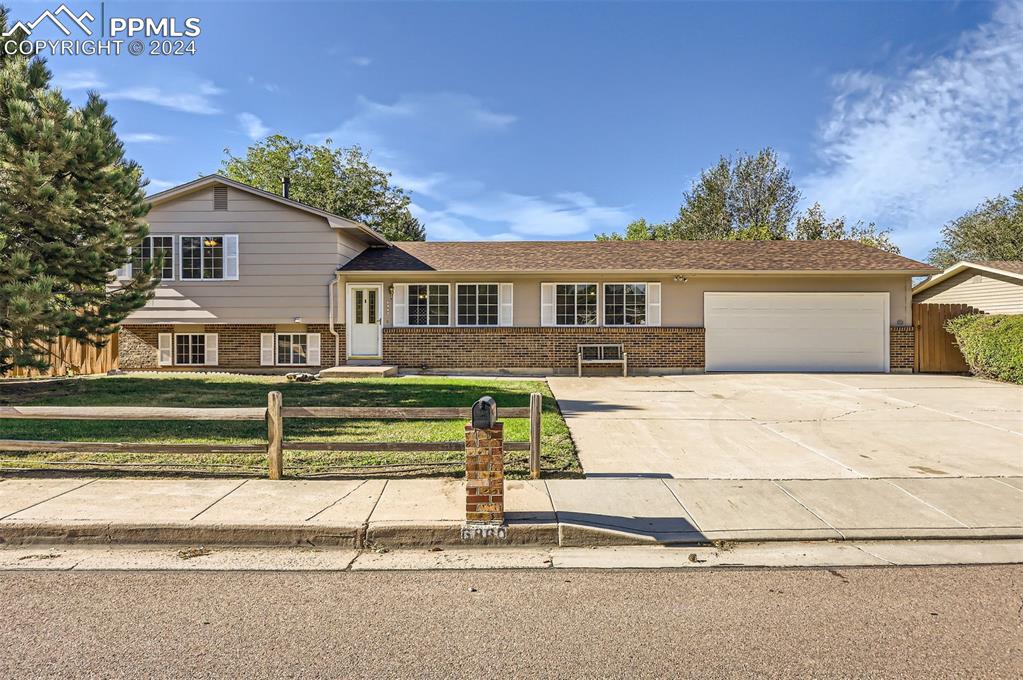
[318, 365, 398, 379]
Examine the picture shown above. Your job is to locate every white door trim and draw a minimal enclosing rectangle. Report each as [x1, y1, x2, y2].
[346, 283, 384, 359]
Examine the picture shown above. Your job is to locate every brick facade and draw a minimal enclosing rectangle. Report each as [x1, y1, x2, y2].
[465, 423, 504, 523]
[890, 325, 915, 371]
[119, 324, 338, 370]
[120, 323, 916, 373]
[383, 326, 705, 372]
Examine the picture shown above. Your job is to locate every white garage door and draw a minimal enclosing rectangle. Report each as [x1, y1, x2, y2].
[704, 292, 889, 372]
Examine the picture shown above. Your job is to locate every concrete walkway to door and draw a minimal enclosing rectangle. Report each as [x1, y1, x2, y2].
[547, 373, 1023, 479]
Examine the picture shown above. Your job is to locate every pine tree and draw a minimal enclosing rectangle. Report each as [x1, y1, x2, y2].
[0, 7, 158, 374]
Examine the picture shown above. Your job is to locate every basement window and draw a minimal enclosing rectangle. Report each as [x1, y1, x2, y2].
[276, 334, 309, 365]
[174, 334, 206, 365]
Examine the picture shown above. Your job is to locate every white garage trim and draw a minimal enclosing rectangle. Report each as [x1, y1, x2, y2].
[704, 292, 890, 373]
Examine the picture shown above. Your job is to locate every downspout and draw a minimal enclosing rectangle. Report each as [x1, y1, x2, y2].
[328, 274, 341, 366]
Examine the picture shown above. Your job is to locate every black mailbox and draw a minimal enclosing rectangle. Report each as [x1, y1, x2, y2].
[471, 396, 497, 429]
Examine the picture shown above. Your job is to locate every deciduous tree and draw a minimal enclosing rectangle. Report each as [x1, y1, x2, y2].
[221, 135, 426, 241]
[928, 188, 1023, 269]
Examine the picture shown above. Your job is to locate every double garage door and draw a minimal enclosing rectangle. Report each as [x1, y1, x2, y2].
[704, 292, 890, 373]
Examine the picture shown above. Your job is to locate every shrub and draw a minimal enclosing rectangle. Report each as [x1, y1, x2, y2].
[945, 314, 1023, 384]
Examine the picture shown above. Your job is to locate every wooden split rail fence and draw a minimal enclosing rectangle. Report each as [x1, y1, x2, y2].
[0, 391, 544, 479]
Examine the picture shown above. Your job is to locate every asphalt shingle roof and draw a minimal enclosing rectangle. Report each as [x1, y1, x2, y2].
[973, 260, 1023, 275]
[339, 240, 937, 273]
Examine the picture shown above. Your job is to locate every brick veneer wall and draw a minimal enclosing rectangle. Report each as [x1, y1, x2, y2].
[383, 326, 705, 371]
[119, 324, 338, 370]
[120, 323, 913, 373]
[890, 325, 915, 371]
[465, 423, 504, 523]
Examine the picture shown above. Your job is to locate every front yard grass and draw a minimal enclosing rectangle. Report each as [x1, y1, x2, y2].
[0, 373, 582, 478]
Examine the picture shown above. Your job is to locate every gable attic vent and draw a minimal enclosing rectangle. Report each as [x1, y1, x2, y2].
[213, 186, 229, 210]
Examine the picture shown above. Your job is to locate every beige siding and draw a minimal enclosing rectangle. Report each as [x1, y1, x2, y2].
[127, 187, 367, 324]
[340, 272, 912, 327]
[914, 270, 1023, 313]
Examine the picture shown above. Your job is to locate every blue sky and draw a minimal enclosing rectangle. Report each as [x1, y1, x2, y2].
[11, 0, 1023, 260]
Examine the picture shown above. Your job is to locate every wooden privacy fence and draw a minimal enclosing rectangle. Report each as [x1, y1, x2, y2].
[913, 303, 982, 374]
[3, 335, 119, 378]
[0, 392, 544, 479]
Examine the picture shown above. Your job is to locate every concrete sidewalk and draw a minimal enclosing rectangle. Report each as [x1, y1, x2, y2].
[1, 475, 1021, 547]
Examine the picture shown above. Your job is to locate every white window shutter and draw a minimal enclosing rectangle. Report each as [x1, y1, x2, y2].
[540, 283, 555, 327]
[223, 235, 239, 280]
[393, 284, 408, 327]
[647, 283, 661, 327]
[158, 333, 172, 366]
[498, 283, 514, 327]
[204, 333, 219, 366]
[260, 333, 275, 366]
[307, 333, 321, 365]
[115, 248, 132, 280]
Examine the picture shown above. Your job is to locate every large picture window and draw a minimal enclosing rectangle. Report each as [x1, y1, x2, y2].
[408, 284, 450, 326]
[456, 284, 499, 326]
[174, 334, 206, 365]
[132, 236, 175, 280]
[555, 284, 598, 326]
[604, 283, 647, 326]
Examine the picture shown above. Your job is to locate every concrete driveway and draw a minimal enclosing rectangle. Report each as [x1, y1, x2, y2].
[548, 373, 1023, 479]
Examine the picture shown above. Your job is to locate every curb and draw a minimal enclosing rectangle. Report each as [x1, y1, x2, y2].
[2, 520, 1021, 548]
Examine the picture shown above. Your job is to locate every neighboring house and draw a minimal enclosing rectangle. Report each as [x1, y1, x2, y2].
[912, 261, 1023, 314]
[119, 175, 937, 374]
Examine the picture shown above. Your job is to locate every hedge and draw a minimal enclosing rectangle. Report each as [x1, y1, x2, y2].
[945, 314, 1023, 384]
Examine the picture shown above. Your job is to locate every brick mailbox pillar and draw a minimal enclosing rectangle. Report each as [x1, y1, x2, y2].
[464, 422, 505, 524]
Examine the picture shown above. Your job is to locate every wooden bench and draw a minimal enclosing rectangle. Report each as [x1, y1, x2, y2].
[577, 344, 628, 377]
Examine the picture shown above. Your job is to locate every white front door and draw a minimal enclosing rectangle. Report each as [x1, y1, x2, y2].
[704, 292, 889, 372]
[348, 286, 381, 358]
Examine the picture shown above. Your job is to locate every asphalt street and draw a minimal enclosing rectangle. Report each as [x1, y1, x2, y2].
[1, 565, 1021, 678]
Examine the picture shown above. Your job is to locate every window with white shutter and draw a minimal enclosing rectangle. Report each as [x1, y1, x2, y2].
[499, 283, 514, 326]
[204, 333, 218, 366]
[180, 235, 237, 281]
[646, 283, 661, 327]
[307, 333, 321, 366]
[158, 333, 172, 366]
[540, 283, 555, 327]
[260, 333, 275, 366]
[223, 235, 239, 280]
[392, 284, 408, 327]
[603, 283, 647, 326]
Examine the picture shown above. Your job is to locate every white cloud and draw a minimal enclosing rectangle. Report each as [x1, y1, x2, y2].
[52, 69, 105, 90]
[350, 56, 372, 67]
[246, 75, 279, 93]
[445, 191, 631, 237]
[411, 203, 524, 241]
[312, 92, 517, 148]
[802, 0, 1023, 257]
[236, 112, 270, 140]
[401, 172, 630, 241]
[106, 81, 223, 114]
[145, 178, 180, 193]
[121, 133, 170, 143]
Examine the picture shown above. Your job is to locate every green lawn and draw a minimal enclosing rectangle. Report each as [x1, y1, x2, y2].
[0, 374, 582, 479]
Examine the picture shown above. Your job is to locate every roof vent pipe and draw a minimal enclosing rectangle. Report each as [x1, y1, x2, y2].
[282, 176, 291, 199]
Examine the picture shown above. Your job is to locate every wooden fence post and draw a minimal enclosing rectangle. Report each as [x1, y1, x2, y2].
[266, 391, 283, 480]
[529, 392, 541, 479]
